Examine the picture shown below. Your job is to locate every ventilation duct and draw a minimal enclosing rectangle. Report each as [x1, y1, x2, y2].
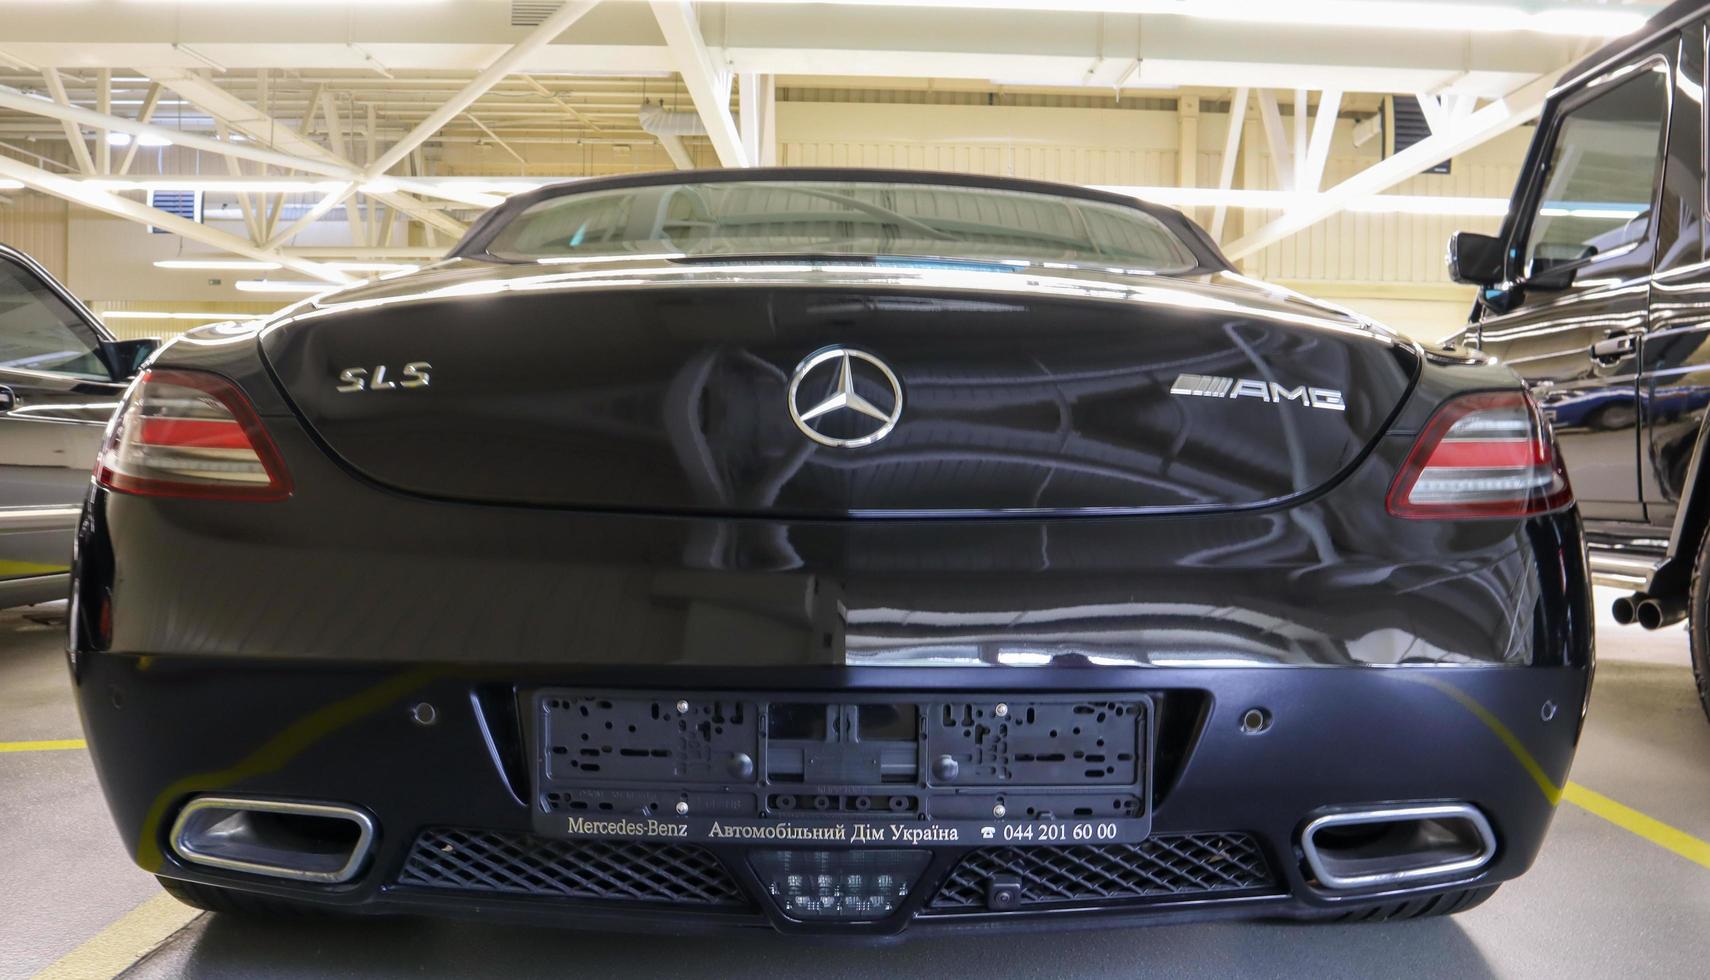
[639, 103, 712, 137]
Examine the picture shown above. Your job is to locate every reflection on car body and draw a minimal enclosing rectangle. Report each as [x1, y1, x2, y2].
[73, 169, 1588, 937]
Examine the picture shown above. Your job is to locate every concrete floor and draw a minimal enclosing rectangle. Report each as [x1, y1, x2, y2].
[3, 589, 1709, 979]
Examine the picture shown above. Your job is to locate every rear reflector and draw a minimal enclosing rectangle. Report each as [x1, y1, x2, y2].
[1387, 390, 1571, 519]
[97, 369, 292, 501]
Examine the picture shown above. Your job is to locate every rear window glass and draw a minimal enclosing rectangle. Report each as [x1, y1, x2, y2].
[479, 179, 1199, 272]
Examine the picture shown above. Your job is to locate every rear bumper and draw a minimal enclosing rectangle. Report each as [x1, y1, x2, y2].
[73, 653, 1590, 937]
[69, 398, 1594, 936]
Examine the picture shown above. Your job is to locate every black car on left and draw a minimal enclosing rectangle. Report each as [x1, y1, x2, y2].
[0, 243, 154, 609]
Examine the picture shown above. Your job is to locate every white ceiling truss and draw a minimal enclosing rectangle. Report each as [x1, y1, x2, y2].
[0, 1, 1636, 275]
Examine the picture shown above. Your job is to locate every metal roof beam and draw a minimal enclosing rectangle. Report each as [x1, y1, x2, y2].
[1209, 85, 1248, 241]
[0, 151, 352, 282]
[41, 69, 96, 175]
[142, 68, 468, 237]
[365, 0, 601, 177]
[1224, 68, 1563, 260]
[650, 1, 749, 167]
[0, 81, 352, 177]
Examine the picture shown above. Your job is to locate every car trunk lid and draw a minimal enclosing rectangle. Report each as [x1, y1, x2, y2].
[258, 259, 1417, 517]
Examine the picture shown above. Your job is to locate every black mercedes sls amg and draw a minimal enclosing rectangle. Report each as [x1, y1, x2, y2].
[70, 169, 1591, 938]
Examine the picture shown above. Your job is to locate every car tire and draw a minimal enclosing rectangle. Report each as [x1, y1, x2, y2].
[1690, 528, 1710, 726]
[155, 877, 329, 918]
[1327, 885, 1499, 923]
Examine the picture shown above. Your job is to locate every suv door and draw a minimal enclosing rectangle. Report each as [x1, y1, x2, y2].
[1474, 49, 1674, 522]
[0, 247, 128, 607]
[1641, 23, 1710, 532]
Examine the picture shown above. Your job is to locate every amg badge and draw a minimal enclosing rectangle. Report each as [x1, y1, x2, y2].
[1170, 373, 1346, 411]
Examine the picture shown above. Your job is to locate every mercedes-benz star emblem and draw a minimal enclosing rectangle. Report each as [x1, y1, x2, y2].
[787, 347, 903, 448]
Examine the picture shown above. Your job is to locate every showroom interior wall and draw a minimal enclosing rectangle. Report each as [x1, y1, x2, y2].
[0, 183, 69, 280]
[50, 96, 1527, 343]
[775, 96, 1525, 339]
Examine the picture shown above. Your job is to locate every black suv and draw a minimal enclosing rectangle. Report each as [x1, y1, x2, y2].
[1450, 1, 1710, 720]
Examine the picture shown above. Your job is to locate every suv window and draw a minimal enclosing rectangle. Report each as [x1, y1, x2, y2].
[1523, 63, 1670, 278]
[0, 258, 108, 380]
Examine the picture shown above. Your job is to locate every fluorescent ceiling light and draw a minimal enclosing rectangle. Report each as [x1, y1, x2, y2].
[1094, 185, 1510, 216]
[85, 179, 349, 194]
[104, 132, 174, 148]
[441, 180, 562, 194]
[326, 261, 419, 273]
[99, 311, 268, 321]
[989, 77, 1178, 89]
[154, 259, 284, 271]
[235, 280, 338, 294]
[707, 1, 1649, 37]
[1529, 8, 1651, 35]
[383, 178, 503, 208]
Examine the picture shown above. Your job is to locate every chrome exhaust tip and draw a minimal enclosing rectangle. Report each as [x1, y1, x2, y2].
[169, 796, 376, 884]
[1300, 803, 1496, 890]
[1611, 592, 1641, 626]
[1637, 594, 1688, 631]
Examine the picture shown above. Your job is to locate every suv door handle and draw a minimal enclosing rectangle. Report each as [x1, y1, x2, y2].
[1589, 333, 1637, 363]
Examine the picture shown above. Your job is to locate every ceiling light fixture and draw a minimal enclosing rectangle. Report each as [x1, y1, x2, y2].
[1094, 185, 1511, 217]
[154, 259, 284, 271]
[234, 280, 341, 294]
[707, 1, 1648, 37]
[325, 261, 420, 273]
[85, 179, 350, 194]
[99, 311, 269, 321]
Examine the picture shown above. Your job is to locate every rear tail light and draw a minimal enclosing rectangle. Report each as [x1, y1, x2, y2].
[96, 369, 292, 501]
[1387, 390, 1571, 519]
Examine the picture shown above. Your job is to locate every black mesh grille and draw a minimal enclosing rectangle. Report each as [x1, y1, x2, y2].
[397, 828, 748, 908]
[928, 833, 1276, 911]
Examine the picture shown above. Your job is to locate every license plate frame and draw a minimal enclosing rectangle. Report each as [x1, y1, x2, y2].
[526, 690, 1154, 848]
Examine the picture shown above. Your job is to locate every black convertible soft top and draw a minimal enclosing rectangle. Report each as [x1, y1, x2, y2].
[445, 166, 1233, 272]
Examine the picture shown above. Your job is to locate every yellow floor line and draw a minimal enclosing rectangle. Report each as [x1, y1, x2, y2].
[1564, 781, 1710, 871]
[0, 739, 87, 753]
[32, 892, 201, 980]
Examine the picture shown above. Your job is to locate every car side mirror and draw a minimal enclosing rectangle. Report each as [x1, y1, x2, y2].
[100, 337, 160, 380]
[1447, 231, 1505, 286]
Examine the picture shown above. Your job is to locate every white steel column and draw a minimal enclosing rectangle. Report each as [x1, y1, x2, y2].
[1298, 89, 1342, 194]
[1177, 94, 1200, 189]
[739, 71, 762, 166]
[1256, 90, 1293, 191]
[1210, 86, 1249, 241]
[95, 69, 111, 174]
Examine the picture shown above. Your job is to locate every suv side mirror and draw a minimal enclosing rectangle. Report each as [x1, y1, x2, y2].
[1447, 231, 1505, 286]
[100, 337, 160, 380]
